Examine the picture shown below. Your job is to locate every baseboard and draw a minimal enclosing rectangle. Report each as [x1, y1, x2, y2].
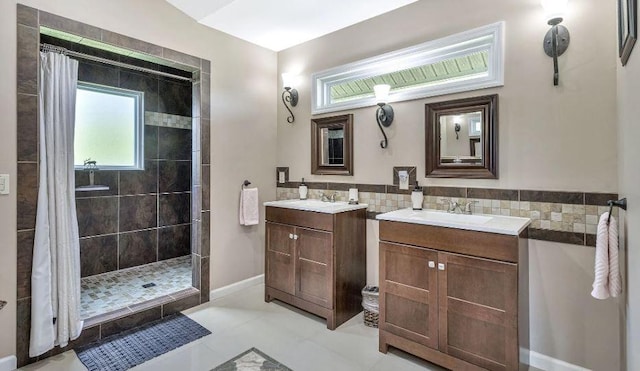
[0, 355, 16, 371]
[521, 348, 591, 371]
[209, 274, 264, 301]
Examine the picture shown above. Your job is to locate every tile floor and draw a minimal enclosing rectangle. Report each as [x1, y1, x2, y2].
[80, 256, 193, 319]
[22, 283, 451, 371]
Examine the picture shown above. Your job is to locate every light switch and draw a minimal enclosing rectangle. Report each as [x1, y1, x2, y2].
[0, 174, 9, 195]
[278, 171, 286, 184]
[398, 170, 409, 190]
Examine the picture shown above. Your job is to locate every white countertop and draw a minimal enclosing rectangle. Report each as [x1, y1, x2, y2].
[264, 199, 369, 214]
[376, 208, 531, 236]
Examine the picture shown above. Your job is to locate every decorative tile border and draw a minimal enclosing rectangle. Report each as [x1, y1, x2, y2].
[145, 111, 192, 130]
[276, 182, 618, 247]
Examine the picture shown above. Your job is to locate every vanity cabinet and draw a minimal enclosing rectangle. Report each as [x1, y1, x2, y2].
[378, 221, 528, 371]
[265, 206, 366, 330]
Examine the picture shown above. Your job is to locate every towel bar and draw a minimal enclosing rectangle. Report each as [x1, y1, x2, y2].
[242, 180, 251, 189]
[607, 198, 627, 225]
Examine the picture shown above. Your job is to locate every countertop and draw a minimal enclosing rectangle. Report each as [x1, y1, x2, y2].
[264, 199, 369, 214]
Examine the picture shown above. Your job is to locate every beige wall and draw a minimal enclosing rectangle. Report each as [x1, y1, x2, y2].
[617, 32, 640, 371]
[0, 0, 277, 358]
[276, 0, 620, 368]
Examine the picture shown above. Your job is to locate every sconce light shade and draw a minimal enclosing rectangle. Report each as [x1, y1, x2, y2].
[541, 0, 568, 24]
[281, 73, 299, 123]
[374, 84, 391, 104]
[373, 84, 394, 148]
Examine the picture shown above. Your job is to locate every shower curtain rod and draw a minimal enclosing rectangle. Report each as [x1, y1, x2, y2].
[40, 43, 194, 82]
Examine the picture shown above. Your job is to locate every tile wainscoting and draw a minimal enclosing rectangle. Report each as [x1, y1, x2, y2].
[276, 182, 617, 247]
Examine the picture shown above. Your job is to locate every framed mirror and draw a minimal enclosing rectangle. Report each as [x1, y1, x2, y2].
[311, 114, 353, 175]
[425, 94, 498, 178]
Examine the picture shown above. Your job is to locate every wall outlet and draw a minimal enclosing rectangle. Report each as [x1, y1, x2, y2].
[398, 171, 409, 190]
[0, 174, 9, 195]
[278, 171, 286, 184]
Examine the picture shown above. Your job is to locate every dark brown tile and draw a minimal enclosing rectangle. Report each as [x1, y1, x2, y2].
[201, 59, 211, 74]
[75, 170, 119, 198]
[159, 161, 191, 193]
[307, 182, 328, 190]
[120, 70, 159, 112]
[100, 306, 162, 338]
[17, 94, 37, 162]
[528, 228, 585, 245]
[39, 11, 102, 40]
[78, 61, 119, 86]
[192, 255, 201, 290]
[80, 235, 117, 277]
[201, 211, 210, 257]
[145, 125, 159, 160]
[101, 30, 163, 56]
[281, 181, 301, 188]
[162, 48, 201, 68]
[43, 325, 101, 358]
[83, 307, 133, 329]
[17, 4, 38, 27]
[357, 184, 386, 193]
[158, 127, 192, 160]
[392, 166, 417, 187]
[17, 298, 36, 367]
[158, 79, 192, 117]
[327, 183, 355, 191]
[159, 193, 191, 226]
[119, 195, 158, 232]
[586, 234, 597, 247]
[75, 197, 118, 237]
[17, 230, 34, 299]
[386, 185, 412, 195]
[120, 161, 158, 195]
[17, 162, 38, 231]
[520, 190, 584, 205]
[162, 293, 200, 316]
[467, 188, 519, 201]
[128, 295, 172, 313]
[201, 73, 210, 120]
[585, 193, 619, 206]
[202, 166, 210, 211]
[424, 186, 466, 198]
[170, 287, 200, 300]
[158, 225, 191, 260]
[119, 229, 158, 269]
[201, 119, 210, 165]
[17, 24, 38, 95]
[200, 257, 210, 303]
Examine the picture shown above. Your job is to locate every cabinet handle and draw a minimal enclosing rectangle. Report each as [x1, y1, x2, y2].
[428, 261, 435, 269]
[289, 233, 294, 239]
[438, 263, 445, 271]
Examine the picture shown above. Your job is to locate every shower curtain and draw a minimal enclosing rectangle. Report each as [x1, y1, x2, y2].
[30, 52, 83, 357]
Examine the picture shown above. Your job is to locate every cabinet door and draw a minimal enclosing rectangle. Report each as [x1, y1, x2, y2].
[438, 252, 518, 371]
[266, 222, 295, 295]
[379, 242, 439, 349]
[295, 227, 333, 308]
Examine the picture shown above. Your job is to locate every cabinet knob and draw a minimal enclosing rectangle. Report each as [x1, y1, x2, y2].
[293, 234, 299, 240]
[438, 263, 445, 271]
[289, 233, 294, 239]
[428, 261, 435, 269]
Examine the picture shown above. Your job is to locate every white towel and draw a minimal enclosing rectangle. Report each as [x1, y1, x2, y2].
[239, 188, 259, 226]
[591, 212, 622, 299]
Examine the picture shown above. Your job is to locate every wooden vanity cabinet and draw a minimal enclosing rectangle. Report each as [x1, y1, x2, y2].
[379, 221, 529, 371]
[265, 206, 366, 330]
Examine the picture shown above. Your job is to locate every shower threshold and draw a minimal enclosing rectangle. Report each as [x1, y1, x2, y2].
[80, 255, 194, 325]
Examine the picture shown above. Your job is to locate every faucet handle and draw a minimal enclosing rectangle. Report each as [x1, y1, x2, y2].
[464, 200, 480, 214]
[440, 198, 453, 212]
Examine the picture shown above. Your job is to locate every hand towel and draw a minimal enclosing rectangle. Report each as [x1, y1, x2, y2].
[591, 212, 622, 299]
[239, 188, 259, 226]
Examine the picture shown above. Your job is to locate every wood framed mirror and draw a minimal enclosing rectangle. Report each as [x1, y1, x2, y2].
[311, 114, 353, 175]
[425, 94, 498, 178]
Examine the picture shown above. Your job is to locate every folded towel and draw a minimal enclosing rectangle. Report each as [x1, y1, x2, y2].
[591, 212, 622, 299]
[239, 188, 259, 226]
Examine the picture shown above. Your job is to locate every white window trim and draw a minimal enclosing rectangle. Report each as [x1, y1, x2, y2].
[75, 82, 145, 171]
[311, 21, 505, 115]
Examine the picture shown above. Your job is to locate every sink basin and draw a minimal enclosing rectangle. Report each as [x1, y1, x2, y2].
[264, 199, 369, 214]
[277, 199, 341, 208]
[376, 208, 531, 235]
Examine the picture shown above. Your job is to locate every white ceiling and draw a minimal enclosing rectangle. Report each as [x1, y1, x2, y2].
[166, 0, 418, 51]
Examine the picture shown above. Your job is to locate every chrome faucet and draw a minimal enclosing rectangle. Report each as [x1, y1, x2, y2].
[441, 199, 479, 214]
[320, 192, 338, 202]
[464, 200, 479, 214]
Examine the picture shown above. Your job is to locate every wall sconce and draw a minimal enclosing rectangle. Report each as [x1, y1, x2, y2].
[374, 84, 394, 148]
[541, 0, 570, 86]
[281, 73, 299, 123]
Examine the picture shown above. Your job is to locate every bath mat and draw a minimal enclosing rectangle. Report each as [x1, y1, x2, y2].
[75, 312, 211, 371]
[212, 347, 292, 371]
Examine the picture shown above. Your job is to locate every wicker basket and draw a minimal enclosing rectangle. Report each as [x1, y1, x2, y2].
[364, 308, 379, 328]
[362, 286, 379, 328]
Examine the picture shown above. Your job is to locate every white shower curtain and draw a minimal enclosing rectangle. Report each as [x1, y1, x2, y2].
[30, 52, 83, 357]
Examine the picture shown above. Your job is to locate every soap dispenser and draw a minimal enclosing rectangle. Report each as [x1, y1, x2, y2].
[411, 181, 424, 210]
[299, 178, 308, 200]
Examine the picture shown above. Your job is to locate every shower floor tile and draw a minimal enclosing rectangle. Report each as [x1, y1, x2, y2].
[80, 256, 193, 319]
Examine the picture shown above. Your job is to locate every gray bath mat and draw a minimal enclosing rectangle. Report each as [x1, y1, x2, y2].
[212, 347, 292, 370]
[75, 313, 211, 371]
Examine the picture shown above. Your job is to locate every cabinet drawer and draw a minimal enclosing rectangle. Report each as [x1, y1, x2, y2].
[266, 207, 334, 231]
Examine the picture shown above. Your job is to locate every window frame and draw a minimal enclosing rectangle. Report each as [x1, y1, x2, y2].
[75, 81, 145, 171]
[311, 21, 505, 115]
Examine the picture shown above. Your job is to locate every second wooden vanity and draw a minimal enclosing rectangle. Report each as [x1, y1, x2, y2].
[377, 209, 530, 371]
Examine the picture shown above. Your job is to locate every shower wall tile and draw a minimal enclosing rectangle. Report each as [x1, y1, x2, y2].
[158, 78, 192, 117]
[158, 225, 191, 260]
[39, 11, 102, 40]
[119, 195, 158, 232]
[162, 292, 200, 316]
[101, 30, 163, 57]
[76, 197, 119, 237]
[202, 165, 210, 211]
[159, 127, 192, 160]
[17, 4, 38, 27]
[192, 82, 201, 119]
[78, 61, 119, 86]
[201, 73, 210, 120]
[200, 257, 210, 303]
[159, 193, 191, 226]
[75, 170, 119, 197]
[120, 70, 160, 112]
[17, 230, 34, 300]
[17, 162, 38, 231]
[201, 211, 210, 257]
[192, 254, 201, 289]
[16, 298, 36, 367]
[162, 48, 201, 69]
[201, 118, 210, 165]
[159, 161, 191, 193]
[145, 125, 159, 160]
[119, 161, 158, 195]
[17, 24, 38, 95]
[119, 229, 158, 269]
[201, 59, 211, 74]
[17, 94, 38, 162]
[80, 235, 118, 277]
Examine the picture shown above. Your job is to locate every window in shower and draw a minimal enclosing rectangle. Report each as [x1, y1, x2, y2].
[74, 82, 144, 170]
